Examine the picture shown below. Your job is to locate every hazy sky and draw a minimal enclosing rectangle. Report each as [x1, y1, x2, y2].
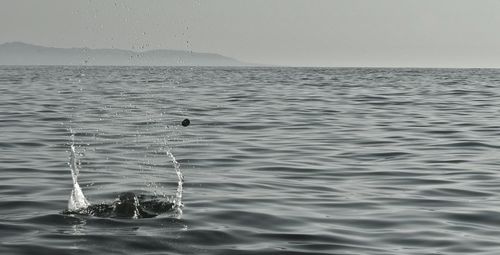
[1, 0, 500, 67]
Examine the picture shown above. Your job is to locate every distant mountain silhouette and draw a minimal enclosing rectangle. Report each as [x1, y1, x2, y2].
[0, 42, 248, 66]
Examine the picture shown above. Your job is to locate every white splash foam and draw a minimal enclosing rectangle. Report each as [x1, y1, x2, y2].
[167, 150, 184, 213]
[68, 133, 90, 211]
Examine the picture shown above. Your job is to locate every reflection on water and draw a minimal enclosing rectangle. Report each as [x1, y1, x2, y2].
[70, 217, 86, 236]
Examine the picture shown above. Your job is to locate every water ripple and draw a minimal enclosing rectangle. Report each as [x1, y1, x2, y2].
[2, 67, 500, 254]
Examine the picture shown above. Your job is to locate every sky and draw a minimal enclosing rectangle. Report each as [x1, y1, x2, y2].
[1, 0, 500, 67]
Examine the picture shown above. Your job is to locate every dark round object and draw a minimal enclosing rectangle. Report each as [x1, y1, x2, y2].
[181, 118, 190, 127]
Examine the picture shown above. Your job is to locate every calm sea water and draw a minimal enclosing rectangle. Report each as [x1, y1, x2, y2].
[2, 66, 500, 254]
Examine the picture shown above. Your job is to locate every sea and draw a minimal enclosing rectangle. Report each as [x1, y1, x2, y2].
[1, 66, 500, 255]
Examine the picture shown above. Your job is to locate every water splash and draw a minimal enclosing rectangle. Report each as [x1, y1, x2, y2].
[68, 130, 90, 211]
[167, 150, 184, 214]
[66, 129, 184, 217]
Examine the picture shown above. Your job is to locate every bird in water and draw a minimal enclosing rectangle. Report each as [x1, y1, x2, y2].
[63, 192, 175, 219]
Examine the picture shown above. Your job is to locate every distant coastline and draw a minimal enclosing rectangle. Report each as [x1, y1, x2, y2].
[0, 42, 250, 66]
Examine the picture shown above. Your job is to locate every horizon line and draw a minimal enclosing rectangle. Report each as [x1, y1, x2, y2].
[2, 41, 499, 70]
[1, 63, 499, 70]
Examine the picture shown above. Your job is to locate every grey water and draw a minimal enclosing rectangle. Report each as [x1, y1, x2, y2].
[2, 66, 500, 255]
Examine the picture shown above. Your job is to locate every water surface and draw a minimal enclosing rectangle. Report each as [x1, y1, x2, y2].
[2, 66, 500, 254]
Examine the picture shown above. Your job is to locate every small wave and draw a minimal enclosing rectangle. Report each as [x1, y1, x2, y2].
[434, 141, 500, 149]
[338, 151, 413, 161]
[439, 210, 500, 228]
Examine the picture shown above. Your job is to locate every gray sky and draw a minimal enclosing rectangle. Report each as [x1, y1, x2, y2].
[1, 0, 500, 67]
